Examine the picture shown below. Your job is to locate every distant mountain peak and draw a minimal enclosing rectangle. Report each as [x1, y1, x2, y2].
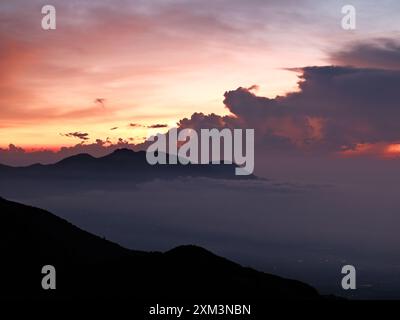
[106, 148, 146, 158]
[55, 153, 95, 165]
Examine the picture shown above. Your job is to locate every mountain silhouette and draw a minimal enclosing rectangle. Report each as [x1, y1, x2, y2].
[0, 149, 256, 198]
[0, 148, 255, 179]
[0, 197, 320, 300]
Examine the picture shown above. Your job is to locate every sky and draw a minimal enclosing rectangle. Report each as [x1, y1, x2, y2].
[1, 0, 400, 163]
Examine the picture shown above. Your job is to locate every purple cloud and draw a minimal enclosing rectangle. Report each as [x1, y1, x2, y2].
[61, 132, 90, 141]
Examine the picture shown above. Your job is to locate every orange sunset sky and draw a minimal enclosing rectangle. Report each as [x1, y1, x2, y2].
[1, 0, 400, 153]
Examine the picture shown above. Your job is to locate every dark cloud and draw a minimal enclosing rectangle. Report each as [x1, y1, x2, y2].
[147, 124, 168, 129]
[95, 138, 112, 146]
[7, 144, 24, 153]
[247, 84, 260, 92]
[129, 123, 142, 128]
[61, 132, 90, 141]
[331, 38, 400, 70]
[94, 98, 106, 107]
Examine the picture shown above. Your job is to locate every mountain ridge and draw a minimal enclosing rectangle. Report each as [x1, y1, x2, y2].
[0, 148, 256, 179]
[0, 197, 321, 300]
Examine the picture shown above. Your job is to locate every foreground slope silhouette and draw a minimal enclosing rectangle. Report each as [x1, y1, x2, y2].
[0, 197, 320, 300]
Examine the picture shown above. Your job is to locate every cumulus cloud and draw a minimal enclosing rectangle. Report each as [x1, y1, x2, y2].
[177, 66, 400, 154]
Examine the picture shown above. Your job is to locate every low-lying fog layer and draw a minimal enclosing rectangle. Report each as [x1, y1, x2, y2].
[4, 155, 400, 300]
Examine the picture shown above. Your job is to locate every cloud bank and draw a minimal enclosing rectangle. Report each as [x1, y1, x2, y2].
[178, 65, 400, 155]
